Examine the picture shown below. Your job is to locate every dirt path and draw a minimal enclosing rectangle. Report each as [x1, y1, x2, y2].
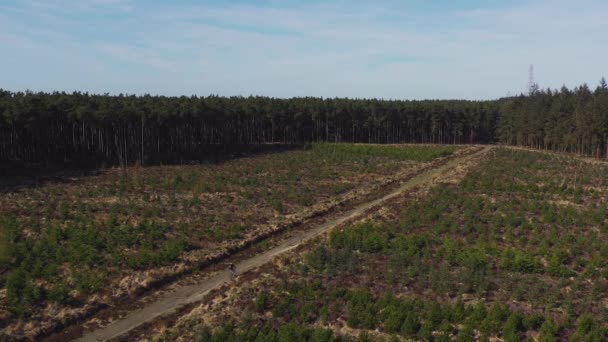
[76, 146, 492, 342]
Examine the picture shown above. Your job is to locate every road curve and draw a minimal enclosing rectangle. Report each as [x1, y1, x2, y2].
[77, 146, 492, 342]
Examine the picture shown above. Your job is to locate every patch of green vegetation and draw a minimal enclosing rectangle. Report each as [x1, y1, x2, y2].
[0, 216, 189, 317]
[0, 144, 460, 321]
[185, 148, 608, 341]
[193, 322, 336, 342]
[311, 143, 457, 162]
[0, 223, 10, 269]
[209, 224, 248, 242]
[329, 222, 389, 253]
[234, 277, 573, 341]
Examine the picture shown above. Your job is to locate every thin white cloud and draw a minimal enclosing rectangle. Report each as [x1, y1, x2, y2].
[22, 0, 133, 13]
[96, 43, 177, 71]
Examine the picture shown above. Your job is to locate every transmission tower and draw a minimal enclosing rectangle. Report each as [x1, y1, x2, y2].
[527, 64, 535, 95]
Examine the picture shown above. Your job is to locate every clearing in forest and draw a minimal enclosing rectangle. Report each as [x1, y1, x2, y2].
[0, 143, 458, 340]
[142, 148, 608, 341]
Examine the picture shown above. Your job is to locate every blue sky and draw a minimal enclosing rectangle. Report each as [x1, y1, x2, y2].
[1, 0, 607, 99]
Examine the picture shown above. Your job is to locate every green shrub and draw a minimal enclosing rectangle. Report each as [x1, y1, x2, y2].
[503, 313, 523, 342]
[450, 299, 467, 323]
[194, 325, 212, 342]
[310, 328, 335, 342]
[456, 324, 474, 342]
[568, 314, 605, 341]
[538, 320, 558, 342]
[0, 227, 10, 269]
[330, 222, 389, 253]
[255, 291, 270, 312]
[305, 245, 331, 271]
[480, 303, 510, 336]
[47, 281, 71, 303]
[347, 288, 376, 329]
[382, 300, 406, 334]
[5, 269, 40, 317]
[357, 331, 372, 342]
[270, 197, 286, 214]
[400, 313, 421, 337]
[305, 244, 357, 274]
[436, 321, 455, 342]
[522, 313, 545, 330]
[418, 321, 434, 341]
[500, 249, 544, 273]
[74, 269, 104, 296]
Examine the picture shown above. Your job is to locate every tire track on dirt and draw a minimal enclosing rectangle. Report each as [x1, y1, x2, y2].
[76, 146, 492, 342]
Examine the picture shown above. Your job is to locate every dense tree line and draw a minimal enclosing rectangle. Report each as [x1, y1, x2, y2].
[0, 90, 497, 170]
[498, 78, 608, 157]
[1, 77, 607, 171]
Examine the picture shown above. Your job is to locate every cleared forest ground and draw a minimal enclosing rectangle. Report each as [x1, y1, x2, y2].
[67, 147, 488, 342]
[142, 148, 608, 341]
[0, 143, 459, 340]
